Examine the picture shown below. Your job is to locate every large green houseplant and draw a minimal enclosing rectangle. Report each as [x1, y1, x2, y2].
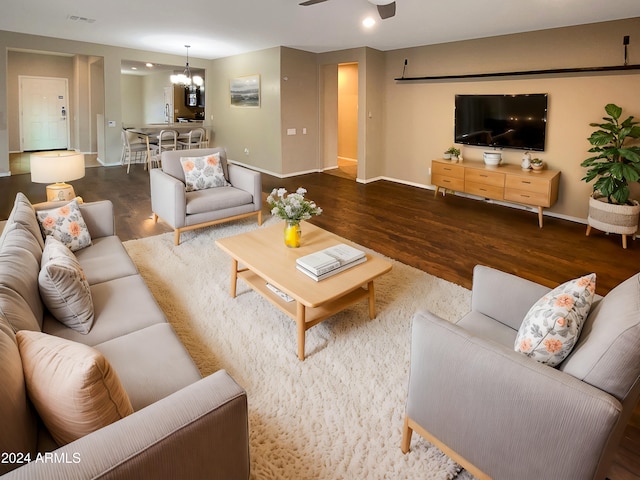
[581, 103, 640, 204]
[581, 103, 640, 248]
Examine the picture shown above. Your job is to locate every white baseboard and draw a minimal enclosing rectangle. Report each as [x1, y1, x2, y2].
[359, 175, 588, 225]
[228, 159, 323, 178]
[223, 162, 589, 227]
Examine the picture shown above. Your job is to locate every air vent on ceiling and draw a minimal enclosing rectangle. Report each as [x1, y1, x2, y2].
[67, 15, 96, 23]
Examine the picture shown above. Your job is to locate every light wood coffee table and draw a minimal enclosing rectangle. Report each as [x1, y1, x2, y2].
[216, 221, 392, 360]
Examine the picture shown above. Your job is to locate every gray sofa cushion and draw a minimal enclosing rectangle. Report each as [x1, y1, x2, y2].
[559, 273, 640, 400]
[456, 310, 518, 348]
[0, 223, 45, 331]
[0, 318, 37, 475]
[95, 323, 202, 411]
[185, 186, 253, 215]
[39, 237, 94, 334]
[42, 275, 167, 346]
[74, 236, 138, 285]
[2, 192, 45, 250]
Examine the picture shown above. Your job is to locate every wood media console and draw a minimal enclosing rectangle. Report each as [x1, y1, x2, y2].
[431, 158, 560, 227]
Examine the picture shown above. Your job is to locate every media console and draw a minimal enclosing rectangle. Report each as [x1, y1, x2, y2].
[431, 158, 560, 227]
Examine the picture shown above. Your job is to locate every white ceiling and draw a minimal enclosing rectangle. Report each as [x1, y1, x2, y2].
[2, 0, 640, 60]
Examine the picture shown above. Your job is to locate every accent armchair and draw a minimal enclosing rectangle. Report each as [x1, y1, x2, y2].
[150, 148, 262, 245]
[402, 265, 640, 480]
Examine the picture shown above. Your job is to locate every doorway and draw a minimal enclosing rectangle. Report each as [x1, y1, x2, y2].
[336, 63, 358, 179]
[323, 62, 359, 180]
[19, 76, 70, 151]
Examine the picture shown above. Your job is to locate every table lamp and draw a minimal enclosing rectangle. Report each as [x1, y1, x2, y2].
[30, 151, 85, 202]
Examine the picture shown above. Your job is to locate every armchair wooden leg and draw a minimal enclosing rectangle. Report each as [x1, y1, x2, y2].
[586, 224, 592, 236]
[152, 213, 158, 223]
[174, 230, 181, 246]
[257, 210, 263, 226]
[401, 415, 413, 454]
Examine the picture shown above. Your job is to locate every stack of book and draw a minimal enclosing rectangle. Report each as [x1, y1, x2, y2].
[296, 243, 367, 281]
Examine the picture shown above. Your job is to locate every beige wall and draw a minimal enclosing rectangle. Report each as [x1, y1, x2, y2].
[121, 75, 144, 125]
[209, 47, 283, 173]
[280, 47, 319, 175]
[382, 18, 640, 220]
[2, 18, 640, 221]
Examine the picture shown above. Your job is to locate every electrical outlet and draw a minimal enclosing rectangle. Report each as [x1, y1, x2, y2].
[244, 148, 249, 155]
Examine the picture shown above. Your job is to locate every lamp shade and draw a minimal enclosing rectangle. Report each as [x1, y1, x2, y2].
[30, 151, 85, 184]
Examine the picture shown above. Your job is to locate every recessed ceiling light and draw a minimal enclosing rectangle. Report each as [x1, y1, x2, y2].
[146, 63, 153, 68]
[363, 17, 376, 28]
[131, 67, 137, 70]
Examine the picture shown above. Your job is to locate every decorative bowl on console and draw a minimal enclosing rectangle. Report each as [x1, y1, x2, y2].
[483, 152, 502, 166]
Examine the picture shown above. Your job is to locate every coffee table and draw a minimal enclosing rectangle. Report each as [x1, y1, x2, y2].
[215, 221, 392, 360]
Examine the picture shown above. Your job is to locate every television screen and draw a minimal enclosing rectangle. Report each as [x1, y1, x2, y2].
[454, 94, 548, 151]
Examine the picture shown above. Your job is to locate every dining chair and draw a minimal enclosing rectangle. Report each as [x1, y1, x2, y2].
[158, 129, 178, 154]
[122, 130, 149, 174]
[146, 135, 160, 170]
[177, 128, 205, 150]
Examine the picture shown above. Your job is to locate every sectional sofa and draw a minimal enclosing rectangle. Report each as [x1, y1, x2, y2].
[0, 193, 249, 479]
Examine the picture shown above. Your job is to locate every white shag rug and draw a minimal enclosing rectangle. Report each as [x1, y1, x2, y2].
[123, 218, 475, 480]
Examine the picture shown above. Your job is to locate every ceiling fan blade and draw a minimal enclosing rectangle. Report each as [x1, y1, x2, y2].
[299, 0, 329, 5]
[377, 1, 396, 19]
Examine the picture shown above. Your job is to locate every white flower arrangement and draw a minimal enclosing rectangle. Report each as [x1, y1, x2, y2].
[266, 187, 322, 223]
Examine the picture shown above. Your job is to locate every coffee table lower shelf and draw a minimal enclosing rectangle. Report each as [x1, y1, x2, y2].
[237, 269, 374, 360]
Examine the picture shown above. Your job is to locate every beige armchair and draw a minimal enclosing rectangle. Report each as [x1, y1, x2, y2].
[402, 266, 640, 480]
[150, 148, 262, 245]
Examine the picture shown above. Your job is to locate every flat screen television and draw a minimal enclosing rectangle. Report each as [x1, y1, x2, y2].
[454, 94, 548, 151]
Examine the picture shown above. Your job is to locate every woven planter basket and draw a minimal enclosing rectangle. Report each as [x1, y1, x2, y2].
[588, 194, 640, 235]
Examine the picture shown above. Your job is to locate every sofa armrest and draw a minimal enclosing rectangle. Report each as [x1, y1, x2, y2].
[406, 310, 621, 480]
[150, 168, 187, 229]
[228, 163, 262, 210]
[3, 370, 249, 480]
[34, 200, 116, 239]
[470, 265, 551, 330]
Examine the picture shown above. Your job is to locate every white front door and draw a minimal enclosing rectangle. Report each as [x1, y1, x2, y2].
[19, 76, 69, 151]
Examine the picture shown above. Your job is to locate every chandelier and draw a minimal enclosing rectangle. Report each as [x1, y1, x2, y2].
[171, 45, 203, 87]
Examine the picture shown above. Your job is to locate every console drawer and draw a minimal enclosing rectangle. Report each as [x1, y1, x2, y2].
[504, 188, 549, 206]
[505, 175, 549, 194]
[432, 174, 464, 191]
[432, 162, 464, 179]
[465, 181, 504, 200]
[465, 168, 505, 187]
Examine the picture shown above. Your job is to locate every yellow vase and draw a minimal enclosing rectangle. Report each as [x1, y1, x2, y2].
[284, 221, 301, 248]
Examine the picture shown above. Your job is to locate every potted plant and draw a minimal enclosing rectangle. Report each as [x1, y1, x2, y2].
[581, 103, 640, 248]
[444, 147, 460, 161]
[530, 158, 544, 172]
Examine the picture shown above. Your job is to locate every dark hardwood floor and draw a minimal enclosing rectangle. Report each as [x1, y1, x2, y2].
[1, 162, 639, 479]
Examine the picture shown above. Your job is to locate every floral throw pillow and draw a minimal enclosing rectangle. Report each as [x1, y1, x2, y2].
[36, 199, 91, 252]
[514, 273, 596, 367]
[180, 153, 230, 192]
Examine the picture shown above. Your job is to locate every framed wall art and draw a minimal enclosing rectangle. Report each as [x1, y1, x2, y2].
[230, 74, 260, 108]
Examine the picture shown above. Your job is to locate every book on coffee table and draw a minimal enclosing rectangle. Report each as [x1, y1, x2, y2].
[296, 243, 367, 281]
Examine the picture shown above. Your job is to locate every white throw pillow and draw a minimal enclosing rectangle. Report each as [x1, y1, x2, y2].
[514, 273, 596, 367]
[39, 236, 94, 334]
[16, 330, 133, 446]
[36, 199, 91, 251]
[180, 153, 230, 192]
